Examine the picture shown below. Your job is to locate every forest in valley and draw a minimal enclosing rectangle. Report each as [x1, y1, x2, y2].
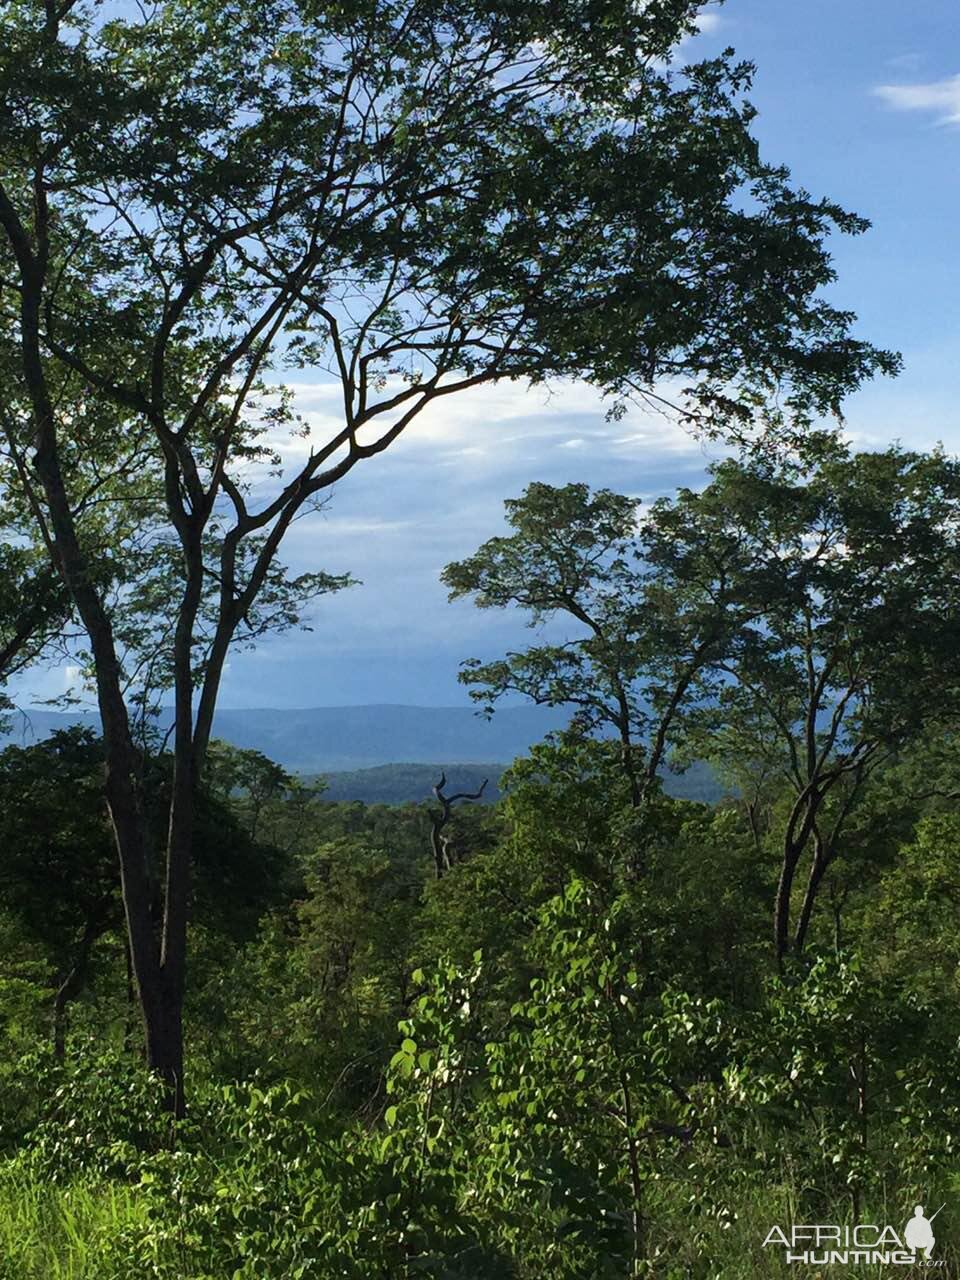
[0, 0, 957, 1276]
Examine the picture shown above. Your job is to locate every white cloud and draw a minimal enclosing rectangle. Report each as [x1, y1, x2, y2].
[874, 74, 960, 126]
[304, 516, 414, 536]
[665, 7, 723, 67]
[694, 11, 722, 35]
[275, 376, 705, 471]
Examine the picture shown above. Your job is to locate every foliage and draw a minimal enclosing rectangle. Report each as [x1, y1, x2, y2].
[0, 100, 949, 1255]
[0, 717, 959, 1273]
[3, 428, 960, 1272]
[447, 443, 960, 961]
[722, 953, 960, 1225]
[0, 730, 119, 983]
[19, 1048, 174, 1185]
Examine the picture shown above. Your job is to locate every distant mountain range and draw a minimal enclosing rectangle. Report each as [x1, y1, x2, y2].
[0, 703, 722, 804]
[0, 703, 570, 772]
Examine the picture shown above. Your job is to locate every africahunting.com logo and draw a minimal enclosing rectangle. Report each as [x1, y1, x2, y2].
[764, 1203, 946, 1267]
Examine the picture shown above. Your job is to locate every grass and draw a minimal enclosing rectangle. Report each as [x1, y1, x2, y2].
[0, 1159, 956, 1278]
[0, 1170, 144, 1279]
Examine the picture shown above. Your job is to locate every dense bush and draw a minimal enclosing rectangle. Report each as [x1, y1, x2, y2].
[2, 870, 956, 1278]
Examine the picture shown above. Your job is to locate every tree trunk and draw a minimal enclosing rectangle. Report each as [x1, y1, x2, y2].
[794, 834, 833, 953]
[774, 783, 826, 966]
[107, 751, 188, 1113]
[773, 844, 802, 970]
[140, 977, 185, 1117]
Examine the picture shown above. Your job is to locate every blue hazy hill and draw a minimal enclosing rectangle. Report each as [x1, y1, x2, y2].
[0, 703, 571, 772]
[1, 704, 722, 803]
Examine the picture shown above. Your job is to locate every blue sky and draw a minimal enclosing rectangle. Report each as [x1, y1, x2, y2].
[17, 0, 960, 710]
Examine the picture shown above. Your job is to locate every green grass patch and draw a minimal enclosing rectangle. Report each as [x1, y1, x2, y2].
[0, 1170, 144, 1280]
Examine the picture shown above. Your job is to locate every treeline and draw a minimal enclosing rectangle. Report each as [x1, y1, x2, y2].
[309, 762, 503, 805]
[310, 759, 723, 806]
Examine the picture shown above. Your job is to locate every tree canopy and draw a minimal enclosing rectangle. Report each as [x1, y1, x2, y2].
[446, 442, 960, 958]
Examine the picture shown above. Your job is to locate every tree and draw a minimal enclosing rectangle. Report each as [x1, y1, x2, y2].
[442, 481, 751, 808]
[204, 741, 297, 844]
[449, 445, 960, 965]
[654, 446, 960, 963]
[0, 0, 895, 1107]
[428, 771, 488, 879]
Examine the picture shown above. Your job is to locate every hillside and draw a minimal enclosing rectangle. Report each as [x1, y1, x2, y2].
[312, 759, 724, 806]
[1, 706, 723, 803]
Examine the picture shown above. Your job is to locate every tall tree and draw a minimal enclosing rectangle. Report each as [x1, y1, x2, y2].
[0, 0, 894, 1106]
[449, 446, 960, 964]
[658, 446, 960, 962]
[442, 481, 747, 807]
